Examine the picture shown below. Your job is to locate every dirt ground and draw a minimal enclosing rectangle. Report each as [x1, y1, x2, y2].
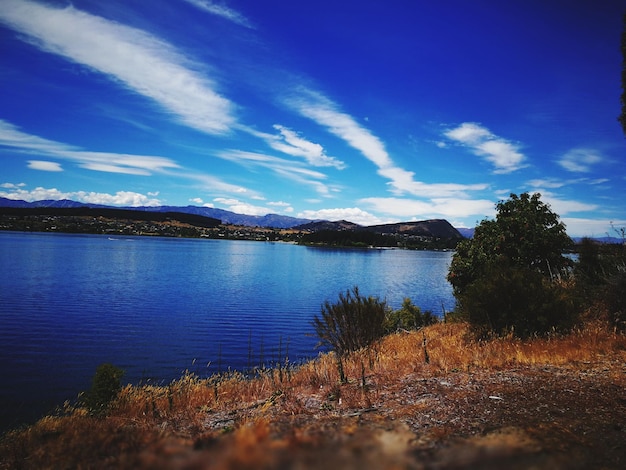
[3, 324, 625, 469]
[131, 360, 626, 469]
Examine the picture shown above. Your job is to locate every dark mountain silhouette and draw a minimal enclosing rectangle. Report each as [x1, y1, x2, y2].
[295, 220, 360, 232]
[0, 197, 471, 239]
[361, 219, 463, 240]
[0, 205, 220, 228]
[0, 198, 309, 229]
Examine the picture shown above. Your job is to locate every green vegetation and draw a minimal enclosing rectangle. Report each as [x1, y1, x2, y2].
[575, 230, 626, 331]
[448, 193, 576, 337]
[299, 229, 458, 250]
[312, 287, 388, 382]
[384, 298, 438, 332]
[83, 363, 125, 414]
[312, 288, 439, 382]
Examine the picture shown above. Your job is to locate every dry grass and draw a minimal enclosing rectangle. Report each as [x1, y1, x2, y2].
[2, 321, 626, 469]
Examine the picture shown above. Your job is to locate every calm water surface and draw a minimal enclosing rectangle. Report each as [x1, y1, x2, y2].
[0, 231, 455, 431]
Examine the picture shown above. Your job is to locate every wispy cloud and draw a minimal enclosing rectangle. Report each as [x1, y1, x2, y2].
[360, 197, 496, 220]
[0, 120, 179, 175]
[182, 0, 253, 28]
[558, 148, 603, 172]
[213, 197, 273, 216]
[527, 178, 567, 189]
[286, 89, 488, 198]
[287, 88, 394, 169]
[0, 185, 162, 206]
[529, 190, 598, 216]
[0, 0, 236, 135]
[444, 122, 526, 174]
[266, 125, 346, 169]
[27, 160, 63, 172]
[215, 149, 333, 196]
[297, 207, 390, 226]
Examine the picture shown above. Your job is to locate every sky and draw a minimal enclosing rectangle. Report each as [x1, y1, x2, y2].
[1, 0, 625, 237]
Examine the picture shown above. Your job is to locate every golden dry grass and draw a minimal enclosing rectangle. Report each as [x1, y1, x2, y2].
[2, 321, 626, 469]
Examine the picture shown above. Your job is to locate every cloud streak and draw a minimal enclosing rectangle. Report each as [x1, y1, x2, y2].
[182, 0, 253, 28]
[287, 89, 487, 198]
[267, 125, 346, 169]
[444, 122, 526, 174]
[558, 148, 603, 173]
[0, 0, 236, 135]
[0, 120, 179, 175]
[360, 197, 496, 220]
[216, 149, 333, 195]
[27, 160, 63, 172]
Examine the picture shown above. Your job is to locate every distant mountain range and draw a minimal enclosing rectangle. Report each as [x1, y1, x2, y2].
[0, 197, 310, 229]
[0, 197, 467, 240]
[5, 197, 619, 243]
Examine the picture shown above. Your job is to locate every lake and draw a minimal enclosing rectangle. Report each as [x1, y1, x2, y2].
[0, 231, 455, 432]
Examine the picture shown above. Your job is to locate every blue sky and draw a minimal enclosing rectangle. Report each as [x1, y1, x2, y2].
[1, 0, 625, 236]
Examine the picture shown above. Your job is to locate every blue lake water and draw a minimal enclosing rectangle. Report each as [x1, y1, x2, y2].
[0, 231, 455, 432]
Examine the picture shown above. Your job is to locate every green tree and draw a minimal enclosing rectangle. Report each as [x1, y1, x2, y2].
[448, 193, 575, 337]
[448, 193, 572, 296]
[84, 363, 124, 414]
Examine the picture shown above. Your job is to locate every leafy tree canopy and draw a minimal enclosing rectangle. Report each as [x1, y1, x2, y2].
[448, 192, 573, 296]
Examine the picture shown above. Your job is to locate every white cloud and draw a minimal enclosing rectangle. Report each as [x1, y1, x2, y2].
[182, 0, 253, 28]
[378, 166, 488, 197]
[297, 207, 390, 226]
[527, 178, 566, 189]
[287, 89, 394, 169]
[189, 197, 204, 204]
[1, 182, 26, 189]
[287, 89, 488, 198]
[27, 160, 63, 172]
[444, 122, 492, 144]
[558, 148, 603, 173]
[0, 0, 235, 135]
[540, 193, 598, 215]
[182, 172, 259, 198]
[0, 120, 180, 175]
[266, 125, 346, 169]
[216, 149, 333, 196]
[359, 197, 496, 220]
[213, 197, 271, 216]
[0, 186, 162, 206]
[267, 200, 291, 207]
[561, 218, 626, 238]
[444, 122, 526, 174]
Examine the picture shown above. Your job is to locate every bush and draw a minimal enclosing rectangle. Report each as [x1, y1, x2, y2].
[312, 286, 387, 357]
[384, 298, 437, 332]
[458, 263, 577, 338]
[84, 363, 124, 414]
[574, 236, 626, 330]
[605, 271, 626, 331]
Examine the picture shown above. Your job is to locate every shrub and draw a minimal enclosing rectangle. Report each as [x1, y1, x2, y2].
[605, 270, 626, 331]
[312, 286, 387, 357]
[384, 298, 437, 332]
[84, 363, 124, 414]
[574, 235, 626, 330]
[457, 263, 577, 338]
